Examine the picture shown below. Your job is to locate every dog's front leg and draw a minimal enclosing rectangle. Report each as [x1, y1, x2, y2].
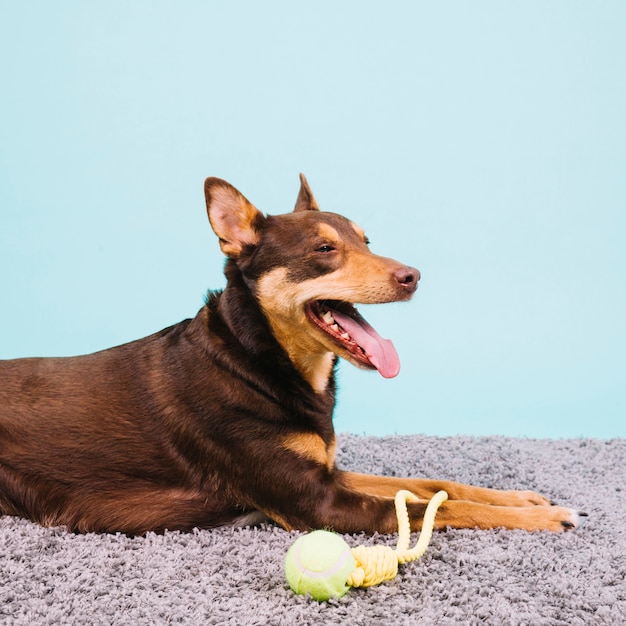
[331, 471, 583, 532]
[337, 471, 554, 507]
[252, 469, 581, 534]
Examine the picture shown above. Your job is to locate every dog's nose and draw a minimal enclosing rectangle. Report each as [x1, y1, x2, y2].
[394, 266, 420, 292]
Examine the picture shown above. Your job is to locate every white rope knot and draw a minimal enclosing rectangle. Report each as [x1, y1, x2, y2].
[348, 545, 398, 588]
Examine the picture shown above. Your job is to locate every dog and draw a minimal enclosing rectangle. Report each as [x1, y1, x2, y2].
[0, 175, 583, 535]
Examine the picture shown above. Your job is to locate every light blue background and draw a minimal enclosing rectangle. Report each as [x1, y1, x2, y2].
[1, 1, 624, 438]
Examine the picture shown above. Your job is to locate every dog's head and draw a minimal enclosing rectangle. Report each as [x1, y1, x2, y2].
[205, 175, 419, 392]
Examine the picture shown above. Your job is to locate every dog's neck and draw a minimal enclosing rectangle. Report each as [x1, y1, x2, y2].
[217, 262, 337, 395]
[272, 338, 336, 394]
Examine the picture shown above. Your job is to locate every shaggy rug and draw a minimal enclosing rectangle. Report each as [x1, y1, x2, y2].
[1, 434, 624, 625]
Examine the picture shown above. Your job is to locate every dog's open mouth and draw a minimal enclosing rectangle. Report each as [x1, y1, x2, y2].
[305, 301, 400, 378]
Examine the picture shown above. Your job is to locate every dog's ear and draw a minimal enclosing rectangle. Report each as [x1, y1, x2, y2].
[293, 173, 320, 212]
[204, 178, 263, 258]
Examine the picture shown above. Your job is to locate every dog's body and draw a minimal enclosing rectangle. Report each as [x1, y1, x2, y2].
[0, 175, 582, 535]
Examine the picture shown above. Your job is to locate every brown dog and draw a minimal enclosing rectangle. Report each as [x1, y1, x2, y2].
[0, 175, 583, 534]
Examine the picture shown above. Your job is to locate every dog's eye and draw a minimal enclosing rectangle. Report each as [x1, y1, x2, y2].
[316, 245, 335, 253]
[364, 237, 370, 246]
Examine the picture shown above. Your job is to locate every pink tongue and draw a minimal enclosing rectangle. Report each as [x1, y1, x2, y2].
[331, 309, 401, 378]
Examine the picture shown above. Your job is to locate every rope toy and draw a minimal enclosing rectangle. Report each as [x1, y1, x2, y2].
[284, 489, 448, 601]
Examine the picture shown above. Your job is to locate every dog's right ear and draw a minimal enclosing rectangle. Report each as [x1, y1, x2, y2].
[204, 178, 264, 258]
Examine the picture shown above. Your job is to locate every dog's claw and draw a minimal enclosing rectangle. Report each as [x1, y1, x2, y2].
[561, 520, 576, 529]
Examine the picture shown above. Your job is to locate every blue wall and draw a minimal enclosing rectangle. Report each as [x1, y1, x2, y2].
[1, 1, 624, 437]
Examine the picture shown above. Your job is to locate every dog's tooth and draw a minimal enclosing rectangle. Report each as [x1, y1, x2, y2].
[341, 332, 350, 340]
[331, 324, 340, 332]
[322, 311, 335, 325]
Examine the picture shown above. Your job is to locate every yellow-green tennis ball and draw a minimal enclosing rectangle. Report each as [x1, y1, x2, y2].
[284, 530, 356, 601]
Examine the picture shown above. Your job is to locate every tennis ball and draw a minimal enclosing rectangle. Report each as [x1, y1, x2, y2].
[284, 530, 356, 601]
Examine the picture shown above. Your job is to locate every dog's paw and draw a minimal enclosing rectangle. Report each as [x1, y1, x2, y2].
[499, 495, 589, 531]
[534, 505, 587, 532]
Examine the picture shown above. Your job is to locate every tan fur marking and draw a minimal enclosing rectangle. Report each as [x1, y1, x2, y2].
[257, 268, 335, 392]
[427, 501, 579, 532]
[282, 433, 336, 470]
[326, 437, 337, 470]
[256, 268, 290, 309]
[350, 221, 367, 242]
[338, 472, 578, 531]
[257, 254, 403, 318]
[298, 353, 336, 393]
[284, 254, 402, 307]
[339, 472, 553, 506]
[317, 223, 340, 242]
[262, 510, 295, 531]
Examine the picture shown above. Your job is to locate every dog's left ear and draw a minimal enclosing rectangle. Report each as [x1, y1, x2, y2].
[293, 173, 320, 212]
[204, 178, 264, 258]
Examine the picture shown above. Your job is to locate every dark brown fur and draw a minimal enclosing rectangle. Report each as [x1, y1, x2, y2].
[0, 175, 583, 534]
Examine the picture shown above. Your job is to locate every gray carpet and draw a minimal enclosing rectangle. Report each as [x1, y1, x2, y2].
[1, 434, 624, 625]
